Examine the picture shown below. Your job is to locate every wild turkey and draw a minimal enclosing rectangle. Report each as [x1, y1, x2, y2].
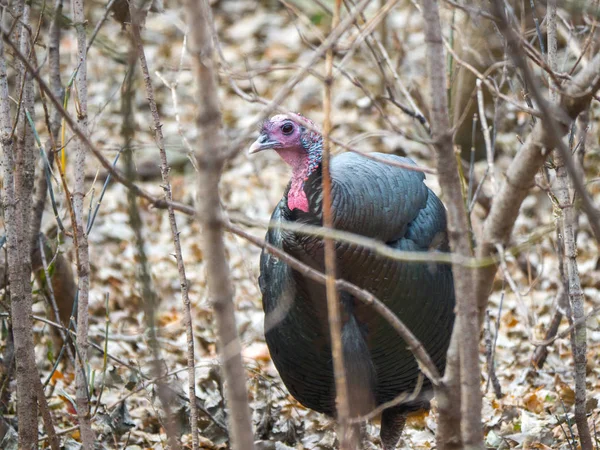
[249, 114, 455, 449]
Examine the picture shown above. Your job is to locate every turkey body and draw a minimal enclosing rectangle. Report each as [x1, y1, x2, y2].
[258, 152, 455, 443]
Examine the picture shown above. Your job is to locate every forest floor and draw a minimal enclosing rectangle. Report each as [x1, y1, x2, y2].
[7, 0, 600, 449]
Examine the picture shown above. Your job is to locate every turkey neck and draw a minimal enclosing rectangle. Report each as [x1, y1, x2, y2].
[283, 163, 324, 224]
[281, 163, 327, 268]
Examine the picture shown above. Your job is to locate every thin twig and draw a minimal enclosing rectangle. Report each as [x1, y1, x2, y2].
[322, 1, 352, 448]
[531, 305, 600, 348]
[549, 12, 593, 440]
[530, 0, 564, 372]
[129, 5, 199, 448]
[86, 0, 117, 53]
[349, 374, 425, 424]
[70, 0, 95, 443]
[495, 243, 534, 335]
[122, 22, 181, 448]
[483, 312, 502, 399]
[37, 234, 75, 366]
[444, 42, 542, 119]
[36, 376, 60, 450]
[476, 79, 497, 192]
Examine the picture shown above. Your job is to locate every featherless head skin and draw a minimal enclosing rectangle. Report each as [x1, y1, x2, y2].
[249, 114, 323, 212]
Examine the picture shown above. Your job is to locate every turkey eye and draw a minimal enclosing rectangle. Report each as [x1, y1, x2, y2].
[281, 123, 294, 135]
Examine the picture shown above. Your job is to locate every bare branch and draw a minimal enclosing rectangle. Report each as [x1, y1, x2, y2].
[557, 154, 593, 449]
[229, 212, 525, 268]
[0, 30, 186, 212]
[476, 9, 600, 324]
[322, 2, 354, 448]
[0, 3, 40, 445]
[419, 0, 483, 447]
[86, 0, 117, 53]
[349, 375, 425, 424]
[531, 304, 600, 348]
[70, 0, 94, 443]
[36, 376, 60, 450]
[121, 19, 182, 449]
[549, 7, 593, 440]
[489, 0, 600, 243]
[184, 0, 255, 448]
[129, 5, 199, 447]
[476, 79, 497, 192]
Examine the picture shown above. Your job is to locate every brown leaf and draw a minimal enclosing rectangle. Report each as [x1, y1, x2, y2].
[406, 409, 429, 429]
[555, 377, 576, 406]
[523, 392, 544, 414]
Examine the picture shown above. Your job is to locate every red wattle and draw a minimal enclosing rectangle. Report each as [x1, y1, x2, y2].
[288, 179, 309, 212]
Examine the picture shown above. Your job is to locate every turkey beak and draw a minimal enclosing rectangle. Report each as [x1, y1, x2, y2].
[249, 133, 279, 154]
